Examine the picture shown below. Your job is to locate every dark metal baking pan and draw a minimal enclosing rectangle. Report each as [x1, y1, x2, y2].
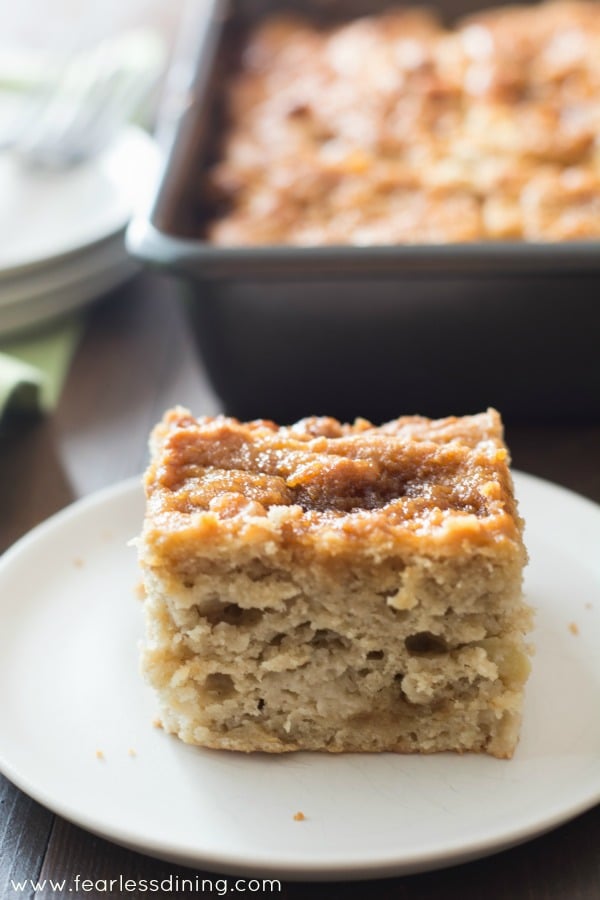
[127, 0, 600, 425]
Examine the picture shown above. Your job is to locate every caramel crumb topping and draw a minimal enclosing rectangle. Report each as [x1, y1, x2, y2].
[205, 2, 600, 246]
[142, 407, 523, 558]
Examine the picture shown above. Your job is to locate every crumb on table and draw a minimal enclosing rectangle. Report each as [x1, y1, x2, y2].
[95, 750, 105, 760]
[293, 811, 306, 822]
[568, 622, 579, 636]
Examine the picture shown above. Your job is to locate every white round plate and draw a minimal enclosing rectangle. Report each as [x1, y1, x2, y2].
[0, 126, 159, 279]
[0, 472, 598, 880]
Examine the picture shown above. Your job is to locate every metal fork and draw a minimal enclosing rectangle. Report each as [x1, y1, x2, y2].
[3, 31, 164, 169]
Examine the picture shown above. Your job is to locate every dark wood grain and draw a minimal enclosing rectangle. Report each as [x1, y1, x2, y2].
[1, 272, 598, 899]
[52, 273, 219, 498]
[0, 783, 53, 900]
[0, 417, 75, 554]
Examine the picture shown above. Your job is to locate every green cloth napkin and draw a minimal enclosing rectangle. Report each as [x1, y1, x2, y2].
[0, 316, 82, 420]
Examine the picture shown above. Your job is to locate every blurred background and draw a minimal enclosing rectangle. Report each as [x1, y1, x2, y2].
[0, 0, 191, 421]
[2, 0, 600, 426]
[0, 0, 186, 140]
[1, 0, 184, 59]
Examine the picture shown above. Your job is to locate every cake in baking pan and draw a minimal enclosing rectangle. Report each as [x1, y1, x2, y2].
[205, 1, 600, 245]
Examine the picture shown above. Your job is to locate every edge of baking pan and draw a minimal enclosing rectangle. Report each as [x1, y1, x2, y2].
[142, 0, 228, 240]
[127, 0, 600, 280]
[128, 217, 600, 279]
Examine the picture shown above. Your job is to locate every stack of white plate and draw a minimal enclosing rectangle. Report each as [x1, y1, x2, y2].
[0, 126, 160, 338]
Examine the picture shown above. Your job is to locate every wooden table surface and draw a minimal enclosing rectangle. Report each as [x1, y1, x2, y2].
[1, 273, 599, 899]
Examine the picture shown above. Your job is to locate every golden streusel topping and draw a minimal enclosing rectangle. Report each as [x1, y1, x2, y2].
[143, 408, 523, 557]
[204, 1, 600, 245]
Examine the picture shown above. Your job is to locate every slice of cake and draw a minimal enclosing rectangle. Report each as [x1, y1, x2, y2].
[138, 407, 531, 758]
